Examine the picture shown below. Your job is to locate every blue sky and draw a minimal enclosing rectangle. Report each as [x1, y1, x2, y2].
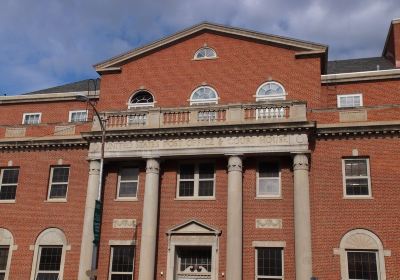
[1, 0, 399, 95]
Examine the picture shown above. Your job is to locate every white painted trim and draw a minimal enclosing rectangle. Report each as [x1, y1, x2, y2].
[337, 94, 363, 108]
[127, 90, 155, 109]
[116, 167, 139, 199]
[176, 161, 216, 199]
[0, 228, 15, 280]
[0, 168, 19, 202]
[108, 244, 135, 280]
[254, 245, 284, 280]
[256, 161, 282, 199]
[0, 91, 99, 104]
[342, 157, 372, 199]
[189, 86, 219, 106]
[193, 47, 217, 60]
[47, 166, 70, 201]
[68, 110, 88, 123]
[22, 112, 42, 125]
[108, 240, 136, 246]
[255, 81, 287, 102]
[321, 68, 400, 83]
[252, 241, 286, 247]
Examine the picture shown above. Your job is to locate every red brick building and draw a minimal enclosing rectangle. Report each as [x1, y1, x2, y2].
[1, 20, 400, 280]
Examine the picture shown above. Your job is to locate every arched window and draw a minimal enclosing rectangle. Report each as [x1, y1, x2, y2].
[256, 81, 286, 101]
[30, 228, 70, 280]
[194, 47, 217, 60]
[0, 228, 15, 280]
[335, 229, 389, 280]
[190, 86, 219, 105]
[128, 91, 154, 109]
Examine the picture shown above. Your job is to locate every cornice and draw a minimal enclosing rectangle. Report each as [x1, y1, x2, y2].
[316, 121, 400, 138]
[321, 69, 400, 84]
[0, 91, 99, 104]
[0, 136, 88, 151]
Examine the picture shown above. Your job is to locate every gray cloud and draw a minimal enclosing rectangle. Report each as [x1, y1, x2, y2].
[1, 0, 399, 95]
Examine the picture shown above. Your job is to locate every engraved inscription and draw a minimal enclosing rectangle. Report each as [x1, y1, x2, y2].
[113, 219, 136, 229]
[256, 219, 282, 229]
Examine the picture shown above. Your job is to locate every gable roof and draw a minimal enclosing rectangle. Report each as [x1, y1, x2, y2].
[94, 22, 328, 73]
[22, 79, 100, 95]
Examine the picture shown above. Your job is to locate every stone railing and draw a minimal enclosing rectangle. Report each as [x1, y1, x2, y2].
[92, 101, 307, 131]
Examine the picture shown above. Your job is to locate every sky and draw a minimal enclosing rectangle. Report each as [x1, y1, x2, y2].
[1, 0, 399, 95]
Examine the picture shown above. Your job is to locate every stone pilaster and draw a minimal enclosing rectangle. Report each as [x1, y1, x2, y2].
[138, 158, 160, 280]
[226, 155, 243, 280]
[293, 154, 312, 280]
[78, 160, 101, 280]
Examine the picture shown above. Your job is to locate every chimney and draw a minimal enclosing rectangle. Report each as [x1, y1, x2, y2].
[383, 19, 400, 68]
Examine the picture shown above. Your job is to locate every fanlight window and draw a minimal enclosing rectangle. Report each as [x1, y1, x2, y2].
[194, 47, 217, 59]
[128, 91, 154, 109]
[190, 86, 218, 105]
[256, 82, 286, 101]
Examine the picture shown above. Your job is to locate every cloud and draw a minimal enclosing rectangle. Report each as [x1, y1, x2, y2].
[0, 0, 399, 95]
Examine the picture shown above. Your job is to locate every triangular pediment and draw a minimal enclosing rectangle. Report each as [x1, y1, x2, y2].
[94, 22, 327, 73]
[167, 219, 221, 235]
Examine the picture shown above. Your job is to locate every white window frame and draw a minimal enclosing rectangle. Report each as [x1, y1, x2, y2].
[68, 110, 88, 123]
[22, 113, 41, 125]
[116, 167, 139, 200]
[127, 91, 155, 109]
[47, 166, 70, 202]
[346, 250, 379, 280]
[342, 158, 372, 199]
[0, 246, 11, 280]
[176, 162, 215, 200]
[189, 86, 219, 106]
[255, 82, 286, 101]
[35, 246, 63, 279]
[337, 94, 363, 108]
[108, 245, 135, 280]
[0, 168, 19, 202]
[0, 228, 15, 280]
[193, 47, 217, 60]
[254, 242, 285, 280]
[256, 161, 281, 199]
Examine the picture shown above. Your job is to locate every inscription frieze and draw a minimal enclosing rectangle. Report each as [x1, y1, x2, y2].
[113, 219, 136, 229]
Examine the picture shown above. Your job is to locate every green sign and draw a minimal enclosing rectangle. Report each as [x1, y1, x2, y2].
[93, 200, 102, 245]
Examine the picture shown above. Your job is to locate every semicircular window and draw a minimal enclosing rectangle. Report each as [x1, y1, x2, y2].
[194, 47, 217, 60]
[190, 86, 219, 105]
[256, 81, 286, 101]
[128, 91, 154, 109]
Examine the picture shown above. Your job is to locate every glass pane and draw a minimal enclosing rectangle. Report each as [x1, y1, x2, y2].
[111, 275, 133, 280]
[2, 169, 19, 184]
[258, 179, 280, 196]
[119, 182, 138, 197]
[346, 178, 369, 195]
[49, 184, 68, 199]
[347, 251, 378, 280]
[36, 273, 59, 280]
[120, 168, 139, 181]
[0, 247, 9, 270]
[180, 165, 194, 180]
[131, 91, 153, 104]
[199, 181, 214, 196]
[111, 246, 134, 273]
[71, 111, 87, 122]
[0, 185, 17, 200]
[199, 164, 214, 179]
[257, 248, 283, 277]
[345, 160, 368, 176]
[0, 273, 4, 280]
[178, 246, 212, 273]
[38, 247, 62, 271]
[259, 163, 279, 178]
[179, 181, 194, 197]
[52, 167, 69, 183]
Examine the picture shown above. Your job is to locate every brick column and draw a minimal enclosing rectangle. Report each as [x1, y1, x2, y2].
[226, 155, 243, 280]
[78, 160, 101, 280]
[138, 158, 160, 280]
[293, 154, 312, 280]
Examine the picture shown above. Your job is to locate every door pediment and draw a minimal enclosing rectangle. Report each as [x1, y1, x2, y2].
[167, 220, 221, 235]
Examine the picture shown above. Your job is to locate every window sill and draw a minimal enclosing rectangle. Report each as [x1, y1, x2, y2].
[343, 196, 374, 200]
[255, 196, 282, 200]
[0, 200, 16, 204]
[175, 197, 216, 201]
[114, 198, 139, 202]
[45, 199, 67, 203]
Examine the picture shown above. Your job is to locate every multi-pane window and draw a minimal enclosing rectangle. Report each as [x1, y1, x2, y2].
[194, 47, 217, 59]
[256, 247, 284, 280]
[342, 158, 371, 197]
[23, 113, 41, 125]
[109, 246, 135, 280]
[0, 247, 9, 280]
[256, 82, 286, 101]
[190, 86, 218, 105]
[48, 166, 70, 200]
[178, 163, 215, 198]
[257, 162, 281, 198]
[117, 167, 139, 199]
[35, 246, 62, 280]
[0, 168, 19, 201]
[347, 251, 378, 280]
[176, 246, 212, 276]
[337, 94, 363, 108]
[69, 110, 88, 122]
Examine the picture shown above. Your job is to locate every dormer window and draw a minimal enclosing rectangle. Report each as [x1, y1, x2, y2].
[190, 86, 218, 105]
[256, 81, 286, 101]
[194, 47, 217, 60]
[128, 91, 154, 109]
